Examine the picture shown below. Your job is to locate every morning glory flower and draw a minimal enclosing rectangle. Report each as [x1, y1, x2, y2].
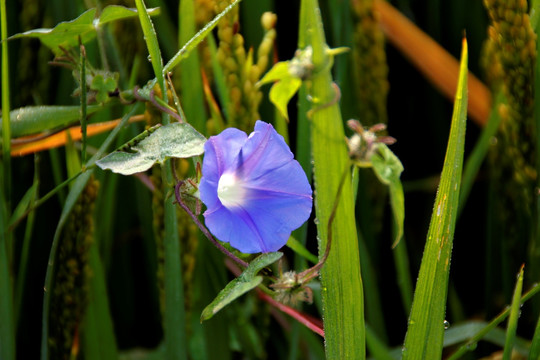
[199, 121, 312, 254]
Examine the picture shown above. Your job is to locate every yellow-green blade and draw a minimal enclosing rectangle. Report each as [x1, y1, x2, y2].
[300, 0, 365, 358]
[402, 38, 469, 359]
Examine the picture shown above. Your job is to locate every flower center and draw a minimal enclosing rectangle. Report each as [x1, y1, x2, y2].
[217, 172, 246, 208]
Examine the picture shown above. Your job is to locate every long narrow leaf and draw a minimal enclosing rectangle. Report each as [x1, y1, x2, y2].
[11, 115, 145, 157]
[163, 0, 242, 74]
[179, 0, 206, 133]
[530, 310, 540, 359]
[7, 105, 104, 138]
[0, 0, 14, 358]
[503, 265, 525, 360]
[135, 2, 188, 359]
[402, 38, 468, 359]
[300, 0, 365, 358]
[135, 0, 165, 91]
[447, 283, 540, 360]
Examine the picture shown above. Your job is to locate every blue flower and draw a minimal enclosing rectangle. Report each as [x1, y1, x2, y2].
[199, 121, 312, 254]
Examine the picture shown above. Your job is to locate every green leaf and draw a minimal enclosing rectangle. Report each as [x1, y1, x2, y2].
[135, 0, 165, 92]
[371, 144, 403, 184]
[179, 0, 207, 134]
[96, 123, 206, 175]
[99, 5, 159, 25]
[7, 105, 103, 138]
[258, 61, 291, 86]
[300, 0, 365, 358]
[269, 77, 302, 121]
[9, 183, 37, 228]
[9, 6, 159, 55]
[163, 0, 243, 74]
[371, 144, 405, 247]
[402, 38, 468, 360]
[447, 283, 540, 360]
[503, 266, 525, 360]
[10, 9, 97, 54]
[530, 310, 540, 359]
[90, 73, 118, 104]
[201, 252, 283, 321]
[443, 321, 530, 356]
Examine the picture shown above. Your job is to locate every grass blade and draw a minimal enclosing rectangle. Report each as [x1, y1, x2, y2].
[135, 1, 188, 359]
[503, 265, 525, 360]
[135, 0, 165, 91]
[300, 0, 365, 358]
[530, 310, 540, 359]
[179, 0, 206, 133]
[1, 0, 12, 209]
[0, 0, 14, 358]
[447, 283, 540, 360]
[402, 38, 468, 359]
[163, 0, 242, 75]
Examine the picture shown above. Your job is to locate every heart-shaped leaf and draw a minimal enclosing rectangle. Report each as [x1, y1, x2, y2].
[96, 122, 206, 175]
[201, 252, 283, 321]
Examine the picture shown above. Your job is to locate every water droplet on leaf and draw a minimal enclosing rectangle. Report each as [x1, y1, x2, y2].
[443, 320, 450, 329]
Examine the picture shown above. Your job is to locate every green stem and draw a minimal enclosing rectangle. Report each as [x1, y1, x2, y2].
[1, 0, 11, 210]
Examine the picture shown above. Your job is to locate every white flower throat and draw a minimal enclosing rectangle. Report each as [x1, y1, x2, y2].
[217, 172, 246, 207]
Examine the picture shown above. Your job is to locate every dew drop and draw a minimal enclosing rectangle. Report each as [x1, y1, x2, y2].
[147, 55, 152, 62]
[443, 320, 450, 329]
[466, 342, 477, 351]
[43, 286, 47, 292]
[314, 218, 320, 225]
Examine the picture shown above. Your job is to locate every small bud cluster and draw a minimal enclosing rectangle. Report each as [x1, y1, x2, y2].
[271, 271, 313, 306]
[351, 0, 389, 125]
[48, 177, 99, 360]
[346, 119, 396, 166]
[215, 1, 276, 131]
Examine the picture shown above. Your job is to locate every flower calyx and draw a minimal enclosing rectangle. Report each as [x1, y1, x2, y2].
[346, 119, 396, 166]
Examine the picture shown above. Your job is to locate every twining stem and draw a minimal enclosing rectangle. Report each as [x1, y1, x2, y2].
[297, 163, 350, 283]
[174, 180, 248, 268]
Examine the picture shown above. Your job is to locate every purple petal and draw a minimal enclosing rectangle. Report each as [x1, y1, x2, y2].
[202, 127, 247, 182]
[233, 121, 295, 181]
[200, 128, 247, 212]
[200, 121, 312, 253]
